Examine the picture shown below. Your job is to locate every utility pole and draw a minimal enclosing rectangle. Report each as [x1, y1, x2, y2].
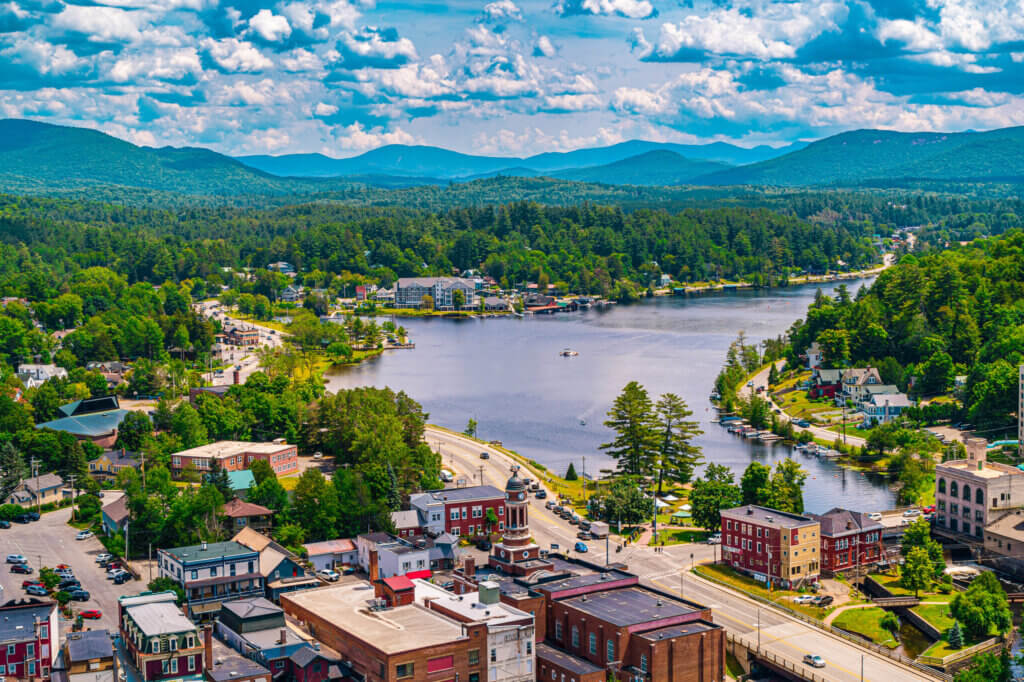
[148, 544, 152, 582]
[30, 457, 40, 518]
[478, 465, 485, 486]
[757, 608, 761, 651]
[842, 403, 847, 445]
[67, 474, 77, 522]
[582, 456, 586, 505]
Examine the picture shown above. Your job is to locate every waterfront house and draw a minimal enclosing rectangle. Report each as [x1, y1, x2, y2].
[268, 261, 295, 275]
[394, 277, 477, 310]
[862, 392, 913, 426]
[837, 367, 884, 404]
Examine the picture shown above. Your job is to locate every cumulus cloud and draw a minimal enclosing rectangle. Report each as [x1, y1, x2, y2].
[331, 26, 416, 69]
[533, 35, 556, 57]
[331, 121, 416, 150]
[482, 0, 522, 23]
[248, 9, 292, 44]
[201, 38, 273, 73]
[553, 0, 656, 20]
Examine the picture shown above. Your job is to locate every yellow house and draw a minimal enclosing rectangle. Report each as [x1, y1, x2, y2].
[6, 473, 67, 508]
[88, 450, 141, 480]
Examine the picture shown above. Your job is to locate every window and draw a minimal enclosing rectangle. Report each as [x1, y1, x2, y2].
[527, 641, 532, 655]
[976, 489, 984, 505]
[451, 510, 459, 520]
[230, 563, 236, 576]
[40, 625, 47, 639]
[187, 635, 195, 648]
[461, 507, 467, 519]
[640, 654, 648, 673]
[210, 566, 217, 577]
[161, 661, 169, 674]
[170, 639, 177, 651]
[469, 649, 480, 666]
[938, 500, 945, 511]
[188, 656, 195, 671]
[951, 503, 959, 514]
[396, 663, 414, 678]
[152, 641, 160, 654]
[491, 649, 496, 662]
[452, 527, 460, 536]
[963, 484, 971, 501]
[0, 665, 5, 674]
[473, 507, 482, 518]
[555, 622, 562, 641]
[606, 639, 615, 663]
[470, 675, 480, 682]
[950, 481, 958, 497]
[28, 663, 35, 676]
[171, 659, 178, 674]
[191, 570, 198, 580]
[757, 542, 762, 553]
[572, 626, 579, 648]
[589, 633, 597, 654]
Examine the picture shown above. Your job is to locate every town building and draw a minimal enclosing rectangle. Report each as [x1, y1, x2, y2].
[288, 647, 338, 682]
[268, 262, 296, 275]
[281, 577, 487, 682]
[0, 597, 59, 681]
[408, 484, 506, 537]
[101, 495, 129, 535]
[536, 643, 603, 682]
[414, 579, 535, 682]
[356, 533, 431, 579]
[17, 363, 68, 390]
[232, 527, 320, 602]
[280, 285, 303, 303]
[88, 449, 141, 480]
[117, 592, 207, 681]
[807, 368, 842, 399]
[394, 277, 477, 310]
[223, 327, 260, 347]
[170, 440, 298, 477]
[488, 467, 553, 577]
[862, 392, 914, 426]
[808, 508, 884, 577]
[390, 510, 420, 539]
[803, 342, 823, 369]
[6, 472, 67, 508]
[227, 470, 256, 497]
[36, 396, 130, 448]
[721, 505, 821, 588]
[223, 498, 274, 533]
[53, 630, 117, 682]
[157, 541, 264, 620]
[837, 367, 884, 404]
[303, 539, 358, 572]
[935, 438, 1024, 541]
[214, 597, 309, 676]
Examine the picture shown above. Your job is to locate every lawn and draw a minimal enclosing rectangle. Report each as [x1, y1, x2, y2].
[693, 564, 835, 620]
[651, 529, 709, 546]
[278, 476, 299, 491]
[921, 627, 1000, 660]
[831, 607, 899, 648]
[911, 604, 955, 632]
[778, 390, 839, 421]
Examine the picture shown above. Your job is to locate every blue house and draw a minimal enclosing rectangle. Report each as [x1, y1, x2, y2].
[101, 495, 129, 535]
[232, 528, 320, 603]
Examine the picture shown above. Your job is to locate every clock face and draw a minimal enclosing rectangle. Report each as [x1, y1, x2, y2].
[518, 492, 525, 500]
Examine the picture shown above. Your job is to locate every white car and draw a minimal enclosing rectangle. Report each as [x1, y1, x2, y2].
[793, 595, 815, 604]
[705, 533, 721, 545]
[76, 530, 94, 540]
[803, 654, 826, 668]
[902, 508, 921, 517]
[317, 569, 340, 582]
[868, 512, 882, 521]
[312, 452, 323, 461]
[95, 553, 112, 563]
[6, 554, 27, 564]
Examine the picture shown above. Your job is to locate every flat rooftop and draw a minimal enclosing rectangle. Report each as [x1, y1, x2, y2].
[126, 602, 196, 637]
[173, 440, 293, 459]
[281, 578, 466, 655]
[939, 459, 1023, 479]
[536, 570, 636, 595]
[160, 541, 257, 563]
[536, 643, 603, 675]
[637, 620, 719, 641]
[412, 579, 530, 626]
[562, 587, 698, 627]
[720, 505, 817, 529]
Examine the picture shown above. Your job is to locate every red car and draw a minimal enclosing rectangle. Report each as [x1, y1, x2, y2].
[11, 564, 32, 574]
[21, 580, 43, 589]
[55, 564, 71, 570]
[79, 609, 102, 619]
[922, 505, 936, 514]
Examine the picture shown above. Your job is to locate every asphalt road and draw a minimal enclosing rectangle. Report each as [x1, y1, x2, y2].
[0, 494, 142, 635]
[195, 301, 284, 386]
[427, 426, 934, 682]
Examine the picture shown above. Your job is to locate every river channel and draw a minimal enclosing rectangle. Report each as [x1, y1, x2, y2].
[325, 280, 897, 513]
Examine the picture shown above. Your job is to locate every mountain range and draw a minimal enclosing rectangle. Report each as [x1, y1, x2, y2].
[0, 118, 1022, 201]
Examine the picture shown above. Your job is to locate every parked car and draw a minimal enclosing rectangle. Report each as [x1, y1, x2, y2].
[479, 452, 490, 460]
[922, 505, 935, 514]
[706, 533, 722, 545]
[25, 584, 48, 596]
[107, 569, 129, 580]
[902, 508, 921, 517]
[577, 531, 592, 540]
[79, 609, 102, 619]
[568, 516, 580, 526]
[793, 595, 815, 604]
[545, 500, 556, 510]
[795, 419, 810, 428]
[6, 554, 27, 564]
[67, 589, 90, 602]
[26, 511, 39, 521]
[573, 542, 589, 553]
[58, 579, 81, 591]
[440, 471, 454, 483]
[868, 512, 882, 521]
[56, 570, 75, 580]
[535, 490, 547, 499]
[812, 595, 833, 607]
[803, 654, 826, 668]
[11, 564, 32, 574]
[21, 580, 42, 589]
[317, 569, 340, 582]
[95, 553, 112, 563]
[75, 530, 94, 540]
[0, 520, 9, 529]
[112, 572, 131, 585]
[552, 505, 563, 514]
[312, 452, 323, 460]
[550, 543, 560, 551]
[13, 514, 31, 524]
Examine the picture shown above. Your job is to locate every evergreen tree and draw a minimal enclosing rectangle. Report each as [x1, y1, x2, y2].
[652, 393, 703, 493]
[948, 620, 963, 649]
[740, 462, 771, 506]
[208, 459, 232, 501]
[385, 462, 401, 511]
[0, 442, 27, 501]
[564, 462, 578, 481]
[600, 381, 657, 476]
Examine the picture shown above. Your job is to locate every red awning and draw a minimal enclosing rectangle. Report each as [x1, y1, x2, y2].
[405, 569, 432, 580]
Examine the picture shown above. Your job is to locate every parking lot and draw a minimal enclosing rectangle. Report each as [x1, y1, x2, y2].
[0, 493, 142, 634]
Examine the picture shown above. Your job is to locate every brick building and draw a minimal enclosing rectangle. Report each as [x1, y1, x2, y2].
[170, 440, 298, 477]
[117, 592, 208, 681]
[489, 467, 553, 577]
[721, 505, 820, 588]
[0, 597, 59, 681]
[808, 507, 884, 577]
[409, 485, 506, 538]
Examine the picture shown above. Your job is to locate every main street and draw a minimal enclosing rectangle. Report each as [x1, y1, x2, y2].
[429, 426, 935, 682]
[195, 300, 283, 386]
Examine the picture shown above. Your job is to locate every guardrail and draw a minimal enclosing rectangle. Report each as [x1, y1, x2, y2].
[917, 637, 1002, 667]
[695, 568, 952, 681]
[727, 631, 828, 682]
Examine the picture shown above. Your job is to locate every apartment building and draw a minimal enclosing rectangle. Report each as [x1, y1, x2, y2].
[935, 437, 1024, 541]
[170, 440, 298, 477]
[56, 630, 117, 682]
[721, 505, 821, 588]
[117, 592, 207, 681]
[408, 485, 506, 537]
[394, 277, 477, 310]
[157, 541, 263, 620]
[808, 507, 884, 576]
[0, 597, 58, 681]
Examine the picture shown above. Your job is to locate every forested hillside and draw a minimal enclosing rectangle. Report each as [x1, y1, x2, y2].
[786, 230, 1024, 429]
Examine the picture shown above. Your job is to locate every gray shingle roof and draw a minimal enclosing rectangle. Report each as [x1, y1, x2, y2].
[65, 631, 114, 663]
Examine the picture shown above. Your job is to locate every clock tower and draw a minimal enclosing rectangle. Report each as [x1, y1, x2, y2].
[489, 465, 553, 576]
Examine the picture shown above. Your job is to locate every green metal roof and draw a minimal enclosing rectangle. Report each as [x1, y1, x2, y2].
[161, 540, 257, 563]
[37, 409, 130, 437]
[227, 469, 255, 492]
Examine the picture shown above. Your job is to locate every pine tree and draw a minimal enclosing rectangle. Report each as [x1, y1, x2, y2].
[652, 393, 704, 493]
[208, 459, 233, 501]
[948, 620, 963, 649]
[386, 462, 401, 511]
[600, 381, 658, 477]
[0, 442, 27, 501]
[565, 463, 578, 481]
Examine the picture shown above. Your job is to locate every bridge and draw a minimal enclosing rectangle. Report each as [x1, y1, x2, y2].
[872, 596, 922, 607]
[1006, 592, 1024, 603]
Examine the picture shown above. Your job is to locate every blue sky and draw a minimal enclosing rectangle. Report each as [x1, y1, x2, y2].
[3, 0, 1024, 157]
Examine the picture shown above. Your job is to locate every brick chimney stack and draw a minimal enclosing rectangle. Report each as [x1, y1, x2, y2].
[369, 549, 379, 583]
[204, 626, 213, 671]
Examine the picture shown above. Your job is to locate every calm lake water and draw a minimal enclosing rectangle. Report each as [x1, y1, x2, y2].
[326, 281, 897, 513]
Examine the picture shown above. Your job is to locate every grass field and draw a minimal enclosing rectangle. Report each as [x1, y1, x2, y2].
[831, 607, 899, 648]
[651, 529, 709, 546]
[778, 390, 840, 421]
[693, 564, 838, 620]
[910, 604, 955, 632]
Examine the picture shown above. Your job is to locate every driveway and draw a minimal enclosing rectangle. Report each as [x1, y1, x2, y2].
[0, 494, 143, 635]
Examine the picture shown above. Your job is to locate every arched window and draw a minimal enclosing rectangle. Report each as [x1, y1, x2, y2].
[938, 478, 946, 494]
[950, 480, 958, 497]
[963, 484, 971, 501]
[976, 488, 984, 505]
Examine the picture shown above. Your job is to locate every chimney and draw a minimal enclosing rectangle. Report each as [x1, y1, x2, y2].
[279, 628, 287, 645]
[463, 556, 475, 577]
[369, 549, 379, 583]
[204, 627, 213, 671]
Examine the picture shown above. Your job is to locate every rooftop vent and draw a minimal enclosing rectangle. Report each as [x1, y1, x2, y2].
[765, 516, 773, 523]
[201, 542, 208, 551]
[746, 508, 754, 515]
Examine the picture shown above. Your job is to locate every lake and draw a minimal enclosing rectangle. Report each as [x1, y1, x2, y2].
[325, 281, 897, 513]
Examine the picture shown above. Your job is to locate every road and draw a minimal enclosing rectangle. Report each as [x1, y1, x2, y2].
[741, 361, 868, 449]
[195, 300, 284, 386]
[0, 493, 141, 634]
[428, 426, 935, 682]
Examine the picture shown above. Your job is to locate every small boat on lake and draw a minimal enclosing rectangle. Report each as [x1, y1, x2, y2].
[560, 348, 579, 357]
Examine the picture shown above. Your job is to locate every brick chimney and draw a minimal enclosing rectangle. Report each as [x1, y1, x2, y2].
[463, 556, 475, 578]
[369, 549, 379, 583]
[203, 627, 213, 671]
[279, 628, 287, 645]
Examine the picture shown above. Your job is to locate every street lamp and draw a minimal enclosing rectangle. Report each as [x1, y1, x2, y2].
[756, 608, 760, 651]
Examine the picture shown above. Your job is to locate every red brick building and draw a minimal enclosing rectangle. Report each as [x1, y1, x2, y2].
[171, 440, 298, 476]
[117, 592, 207, 681]
[409, 484, 506, 538]
[489, 467, 553, 576]
[808, 508, 884, 576]
[721, 505, 821, 588]
[0, 598, 58, 680]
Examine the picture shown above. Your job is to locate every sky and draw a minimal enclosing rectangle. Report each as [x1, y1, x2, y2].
[3, 0, 1024, 157]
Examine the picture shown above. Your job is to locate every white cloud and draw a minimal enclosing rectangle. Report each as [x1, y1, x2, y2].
[876, 19, 942, 51]
[541, 93, 601, 111]
[534, 36, 556, 57]
[280, 48, 323, 72]
[52, 5, 143, 44]
[331, 122, 416, 150]
[553, 0, 656, 20]
[482, 0, 522, 23]
[249, 9, 292, 43]
[334, 26, 417, 69]
[201, 38, 273, 73]
[1, 38, 82, 75]
[108, 49, 202, 83]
